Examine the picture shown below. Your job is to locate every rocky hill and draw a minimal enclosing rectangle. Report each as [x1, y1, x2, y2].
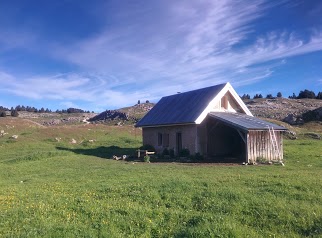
[3, 99, 322, 127]
[245, 98, 322, 125]
[88, 103, 155, 124]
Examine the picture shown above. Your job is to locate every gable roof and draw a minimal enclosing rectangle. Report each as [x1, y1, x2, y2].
[136, 82, 252, 127]
[209, 112, 287, 131]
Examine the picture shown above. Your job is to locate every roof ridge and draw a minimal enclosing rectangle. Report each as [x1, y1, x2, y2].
[162, 82, 227, 99]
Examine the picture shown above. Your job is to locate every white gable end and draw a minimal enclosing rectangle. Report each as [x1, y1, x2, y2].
[194, 82, 253, 124]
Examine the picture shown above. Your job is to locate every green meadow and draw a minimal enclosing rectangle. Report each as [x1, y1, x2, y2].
[0, 118, 322, 237]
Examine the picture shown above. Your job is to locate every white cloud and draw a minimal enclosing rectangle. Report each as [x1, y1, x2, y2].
[2, 0, 322, 109]
[52, 0, 322, 97]
[0, 71, 146, 109]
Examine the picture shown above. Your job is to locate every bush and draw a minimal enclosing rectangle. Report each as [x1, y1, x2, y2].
[169, 148, 175, 158]
[194, 152, 204, 161]
[0, 111, 6, 117]
[256, 157, 267, 164]
[11, 110, 19, 117]
[179, 148, 190, 157]
[143, 155, 150, 163]
[162, 148, 169, 156]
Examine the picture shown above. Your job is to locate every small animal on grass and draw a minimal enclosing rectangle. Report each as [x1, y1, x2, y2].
[113, 155, 121, 160]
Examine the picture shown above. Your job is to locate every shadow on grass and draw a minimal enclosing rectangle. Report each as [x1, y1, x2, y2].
[56, 146, 244, 164]
[56, 146, 138, 160]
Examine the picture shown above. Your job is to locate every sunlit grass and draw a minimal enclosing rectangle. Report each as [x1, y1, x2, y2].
[0, 118, 322, 237]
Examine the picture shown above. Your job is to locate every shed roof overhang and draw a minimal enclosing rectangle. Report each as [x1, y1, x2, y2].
[208, 112, 287, 132]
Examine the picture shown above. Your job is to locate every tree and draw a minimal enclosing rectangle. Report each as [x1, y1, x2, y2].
[289, 93, 297, 99]
[15, 105, 22, 111]
[137, 100, 141, 105]
[0, 111, 6, 117]
[298, 89, 316, 99]
[240, 94, 251, 100]
[316, 92, 322, 100]
[146, 100, 150, 103]
[253, 94, 263, 99]
[277, 92, 282, 98]
[266, 94, 273, 99]
[11, 110, 19, 117]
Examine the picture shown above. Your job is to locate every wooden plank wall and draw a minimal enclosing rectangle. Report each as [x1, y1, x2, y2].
[247, 130, 283, 163]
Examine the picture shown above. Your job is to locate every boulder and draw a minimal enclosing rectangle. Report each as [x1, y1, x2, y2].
[302, 107, 322, 122]
[10, 135, 18, 139]
[283, 114, 304, 125]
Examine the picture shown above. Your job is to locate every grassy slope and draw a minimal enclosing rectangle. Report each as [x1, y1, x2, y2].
[0, 118, 322, 237]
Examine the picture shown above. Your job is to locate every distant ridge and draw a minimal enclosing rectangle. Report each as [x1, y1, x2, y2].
[89, 103, 155, 123]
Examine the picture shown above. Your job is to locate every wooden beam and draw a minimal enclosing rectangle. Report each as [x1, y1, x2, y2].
[236, 129, 246, 144]
[209, 121, 220, 133]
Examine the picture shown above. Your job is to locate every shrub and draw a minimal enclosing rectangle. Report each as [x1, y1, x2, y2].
[0, 111, 6, 117]
[194, 152, 204, 161]
[256, 157, 267, 164]
[162, 148, 169, 156]
[11, 110, 19, 117]
[169, 148, 175, 158]
[179, 148, 190, 157]
[143, 155, 150, 163]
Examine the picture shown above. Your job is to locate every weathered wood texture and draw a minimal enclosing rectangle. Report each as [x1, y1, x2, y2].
[247, 130, 283, 163]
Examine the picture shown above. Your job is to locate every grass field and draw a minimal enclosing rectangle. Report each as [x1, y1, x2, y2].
[0, 118, 322, 237]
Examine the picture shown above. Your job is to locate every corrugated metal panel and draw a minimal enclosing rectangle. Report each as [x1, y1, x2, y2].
[136, 83, 226, 127]
[209, 112, 287, 131]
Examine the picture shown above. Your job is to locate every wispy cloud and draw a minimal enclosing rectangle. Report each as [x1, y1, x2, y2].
[2, 0, 322, 109]
[0, 71, 148, 110]
[54, 0, 322, 96]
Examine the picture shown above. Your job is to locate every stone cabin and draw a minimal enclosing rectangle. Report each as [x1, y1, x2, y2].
[136, 82, 286, 163]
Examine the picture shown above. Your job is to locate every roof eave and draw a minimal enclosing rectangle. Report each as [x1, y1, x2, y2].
[136, 122, 196, 128]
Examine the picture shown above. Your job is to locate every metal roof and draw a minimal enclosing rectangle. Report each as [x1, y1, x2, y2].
[136, 83, 226, 127]
[209, 112, 287, 131]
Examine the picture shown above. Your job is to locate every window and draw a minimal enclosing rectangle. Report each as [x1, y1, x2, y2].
[158, 132, 169, 147]
[158, 133, 163, 146]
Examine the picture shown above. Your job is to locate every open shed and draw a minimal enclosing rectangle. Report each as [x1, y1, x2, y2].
[203, 112, 286, 163]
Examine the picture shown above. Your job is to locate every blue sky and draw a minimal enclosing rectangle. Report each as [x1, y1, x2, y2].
[0, 0, 322, 111]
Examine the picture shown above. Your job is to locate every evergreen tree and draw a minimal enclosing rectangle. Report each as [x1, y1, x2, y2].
[298, 89, 316, 99]
[277, 92, 282, 98]
[11, 110, 19, 117]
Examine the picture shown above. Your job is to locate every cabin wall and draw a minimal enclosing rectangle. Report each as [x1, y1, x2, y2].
[142, 125, 197, 155]
[247, 130, 283, 163]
